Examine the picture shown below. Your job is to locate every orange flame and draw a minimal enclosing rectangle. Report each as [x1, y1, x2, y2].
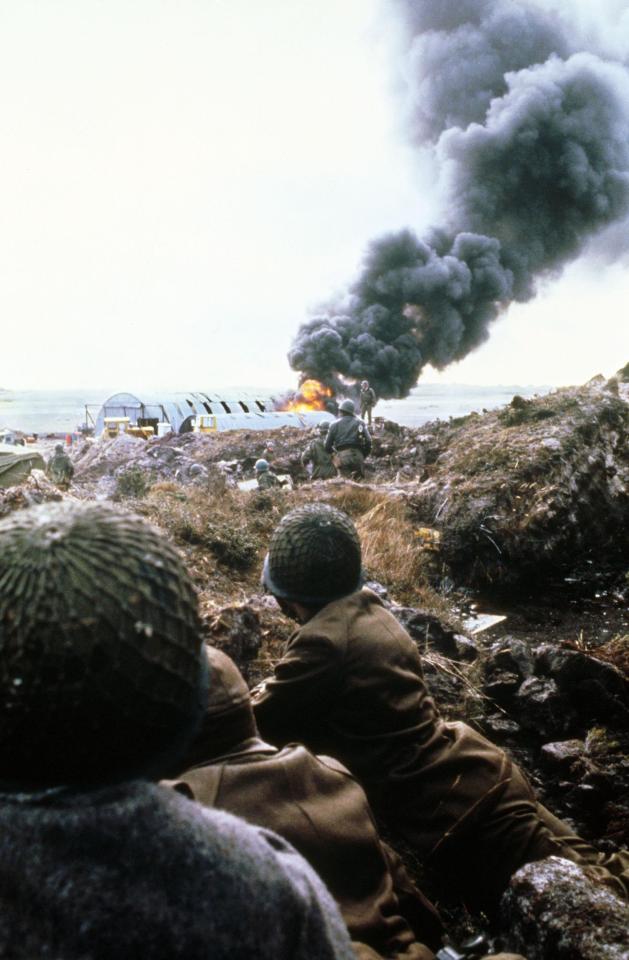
[283, 379, 333, 413]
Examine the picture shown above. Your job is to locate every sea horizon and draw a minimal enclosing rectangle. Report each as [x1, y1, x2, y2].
[0, 383, 554, 435]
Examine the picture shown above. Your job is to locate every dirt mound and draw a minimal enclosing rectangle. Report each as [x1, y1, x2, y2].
[406, 379, 628, 591]
[0, 469, 74, 519]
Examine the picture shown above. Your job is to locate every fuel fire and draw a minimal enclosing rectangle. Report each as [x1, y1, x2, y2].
[282, 379, 334, 413]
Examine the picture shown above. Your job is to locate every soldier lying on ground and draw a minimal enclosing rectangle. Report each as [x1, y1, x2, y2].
[167, 646, 440, 960]
[253, 504, 629, 914]
[0, 502, 353, 960]
[168, 646, 522, 960]
[301, 421, 338, 480]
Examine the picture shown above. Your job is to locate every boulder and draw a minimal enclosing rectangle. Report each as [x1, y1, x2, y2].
[540, 739, 585, 772]
[481, 713, 522, 740]
[501, 856, 629, 959]
[392, 605, 464, 657]
[515, 677, 577, 739]
[484, 671, 521, 707]
[487, 638, 536, 681]
[538, 647, 629, 726]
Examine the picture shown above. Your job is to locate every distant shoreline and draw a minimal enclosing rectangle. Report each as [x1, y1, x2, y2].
[0, 384, 553, 435]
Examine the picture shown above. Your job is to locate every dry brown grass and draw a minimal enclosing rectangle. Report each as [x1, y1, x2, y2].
[141, 479, 454, 613]
[356, 499, 435, 603]
[595, 634, 629, 679]
[324, 484, 387, 519]
[138, 483, 270, 605]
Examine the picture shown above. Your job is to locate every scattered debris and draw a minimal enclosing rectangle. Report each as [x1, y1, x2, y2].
[463, 613, 507, 635]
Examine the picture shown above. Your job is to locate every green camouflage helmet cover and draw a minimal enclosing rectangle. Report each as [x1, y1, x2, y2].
[0, 501, 207, 789]
[262, 504, 362, 605]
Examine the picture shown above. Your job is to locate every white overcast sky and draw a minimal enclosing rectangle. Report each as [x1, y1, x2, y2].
[1, 0, 627, 392]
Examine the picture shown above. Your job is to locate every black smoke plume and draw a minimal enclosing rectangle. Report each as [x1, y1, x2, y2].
[289, 0, 629, 399]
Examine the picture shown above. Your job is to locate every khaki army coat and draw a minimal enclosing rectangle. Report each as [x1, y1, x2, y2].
[257, 471, 280, 490]
[173, 740, 441, 960]
[253, 589, 510, 863]
[301, 438, 338, 480]
[253, 590, 629, 911]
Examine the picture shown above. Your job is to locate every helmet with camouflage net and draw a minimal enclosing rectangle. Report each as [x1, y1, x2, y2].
[255, 459, 269, 472]
[339, 399, 355, 415]
[318, 420, 331, 434]
[262, 504, 362, 605]
[0, 502, 207, 789]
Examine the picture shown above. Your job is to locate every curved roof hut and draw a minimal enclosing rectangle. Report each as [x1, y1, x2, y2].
[94, 390, 327, 435]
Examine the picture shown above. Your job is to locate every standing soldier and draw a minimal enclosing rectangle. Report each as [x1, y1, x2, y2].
[301, 422, 337, 481]
[359, 381, 377, 428]
[324, 400, 371, 480]
[46, 444, 74, 489]
[255, 459, 280, 490]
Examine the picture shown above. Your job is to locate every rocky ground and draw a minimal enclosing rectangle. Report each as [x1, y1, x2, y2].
[2, 368, 628, 958]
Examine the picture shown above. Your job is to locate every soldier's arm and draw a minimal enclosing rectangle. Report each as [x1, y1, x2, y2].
[253, 630, 343, 747]
[323, 425, 336, 454]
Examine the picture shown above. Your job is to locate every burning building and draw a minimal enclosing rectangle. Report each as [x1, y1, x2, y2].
[288, 0, 629, 400]
[95, 390, 330, 436]
[275, 379, 339, 416]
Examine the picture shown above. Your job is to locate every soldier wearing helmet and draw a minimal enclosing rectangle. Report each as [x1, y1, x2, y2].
[324, 399, 371, 480]
[359, 381, 377, 428]
[301, 421, 337, 481]
[0, 502, 353, 960]
[255, 458, 280, 490]
[45, 443, 74, 489]
[253, 504, 629, 915]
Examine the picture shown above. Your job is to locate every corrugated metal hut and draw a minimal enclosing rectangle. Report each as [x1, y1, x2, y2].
[94, 390, 328, 435]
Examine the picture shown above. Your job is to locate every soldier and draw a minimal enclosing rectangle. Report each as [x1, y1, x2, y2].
[255, 458, 280, 489]
[360, 380, 377, 427]
[253, 504, 629, 914]
[0, 502, 354, 960]
[169, 646, 446, 960]
[301, 421, 338, 480]
[46, 443, 74, 489]
[325, 399, 371, 480]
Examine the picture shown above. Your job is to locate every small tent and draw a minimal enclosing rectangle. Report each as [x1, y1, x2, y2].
[0, 444, 45, 488]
